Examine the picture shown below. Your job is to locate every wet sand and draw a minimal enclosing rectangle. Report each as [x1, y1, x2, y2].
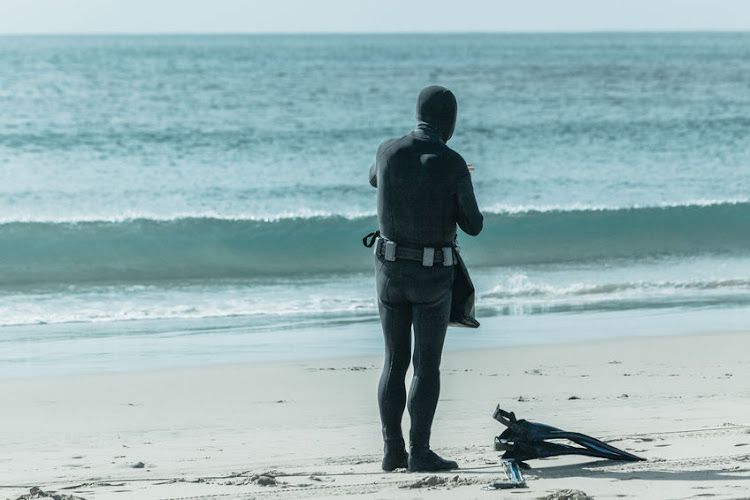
[1, 330, 749, 499]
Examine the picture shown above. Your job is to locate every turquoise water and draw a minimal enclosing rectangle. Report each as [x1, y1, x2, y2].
[1, 34, 749, 375]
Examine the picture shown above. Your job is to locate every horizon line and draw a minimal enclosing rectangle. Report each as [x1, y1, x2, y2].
[1, 28, 750, 36]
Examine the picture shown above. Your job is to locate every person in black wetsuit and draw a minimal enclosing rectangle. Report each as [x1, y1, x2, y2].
[368, 86, 483, 472]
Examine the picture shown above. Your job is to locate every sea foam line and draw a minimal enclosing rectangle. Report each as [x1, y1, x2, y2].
[0, 198, 748, 224]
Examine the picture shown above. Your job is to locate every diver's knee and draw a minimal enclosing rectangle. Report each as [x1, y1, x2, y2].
[384, 353, 411, 376]
[413, 363, 440, 380]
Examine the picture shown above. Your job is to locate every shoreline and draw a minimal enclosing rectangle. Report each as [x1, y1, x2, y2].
[2, 328, 749, 499]
[4, 304, 750, 380]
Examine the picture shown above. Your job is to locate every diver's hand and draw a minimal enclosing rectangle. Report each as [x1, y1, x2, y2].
[467, 163, 474, 173]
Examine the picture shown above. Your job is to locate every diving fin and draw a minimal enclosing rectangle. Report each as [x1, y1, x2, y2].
[493, 405, 645, 466]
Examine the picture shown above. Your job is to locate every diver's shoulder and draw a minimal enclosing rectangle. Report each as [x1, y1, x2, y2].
[376, 136, 404, 156]
[379, 131, 422, 157]
[441, 146, 468, 169]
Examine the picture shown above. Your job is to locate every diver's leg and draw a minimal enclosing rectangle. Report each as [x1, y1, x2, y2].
[407, 277, 457, 471]
[376, 263, 412, 471]
[407, 295, 448, 446]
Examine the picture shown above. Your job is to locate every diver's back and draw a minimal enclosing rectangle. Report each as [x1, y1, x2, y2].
[375, 129, 464, 247]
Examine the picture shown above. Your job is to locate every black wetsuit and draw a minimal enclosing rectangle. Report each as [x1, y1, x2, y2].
[369, 86, 483, 463]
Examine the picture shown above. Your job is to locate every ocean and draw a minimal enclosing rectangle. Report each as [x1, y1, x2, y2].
[1, 33, 749, 377]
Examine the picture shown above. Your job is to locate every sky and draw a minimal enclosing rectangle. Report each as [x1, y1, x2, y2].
[1, 0, 750, 34]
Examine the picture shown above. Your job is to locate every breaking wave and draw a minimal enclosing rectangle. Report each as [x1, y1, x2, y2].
[1, 201, 749, 286]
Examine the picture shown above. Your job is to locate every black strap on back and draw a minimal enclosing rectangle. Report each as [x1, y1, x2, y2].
[362, 230, 380, 248]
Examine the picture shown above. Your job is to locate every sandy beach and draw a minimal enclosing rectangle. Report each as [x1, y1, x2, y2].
[1, 328, 749, 500]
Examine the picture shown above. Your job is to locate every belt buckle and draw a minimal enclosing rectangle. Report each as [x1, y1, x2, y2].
[422, 247, 434, 267]
[442, 247, 454, 266]
[384, 240, 397, 261]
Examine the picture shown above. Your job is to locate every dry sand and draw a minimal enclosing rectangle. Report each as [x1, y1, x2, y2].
[1, 330, 749, 499]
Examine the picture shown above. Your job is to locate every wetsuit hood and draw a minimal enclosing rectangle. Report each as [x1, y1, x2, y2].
[416, 85, 457, 142]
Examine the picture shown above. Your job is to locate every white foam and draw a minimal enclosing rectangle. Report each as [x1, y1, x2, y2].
[480, 198, 750, 216]
[0, 208, 378, 225]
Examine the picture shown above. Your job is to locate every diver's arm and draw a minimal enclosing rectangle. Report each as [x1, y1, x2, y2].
[369, 161, 377, 188]
[456, 169, 483, 236]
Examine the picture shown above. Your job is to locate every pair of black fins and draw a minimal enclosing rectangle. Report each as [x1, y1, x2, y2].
[493, 406, 645, 467]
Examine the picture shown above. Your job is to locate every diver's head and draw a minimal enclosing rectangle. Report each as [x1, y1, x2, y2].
[416, 85, 457, 142]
